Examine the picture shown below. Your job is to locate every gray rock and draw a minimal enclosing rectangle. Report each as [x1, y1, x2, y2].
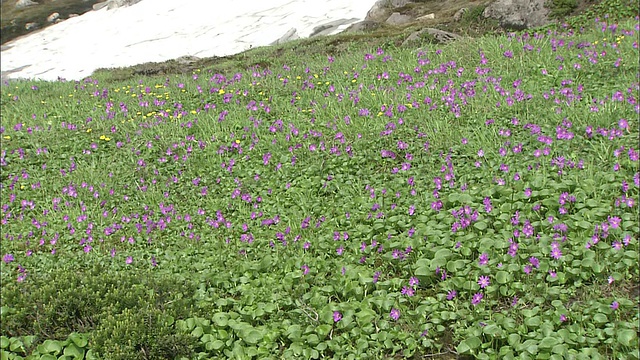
[175, 55, 199, 65]
[270, 28, 299, 45]
[106, 0, 143, 10]
[92, 1, 108, 10]
[310, 18, 358, 37]
[15, 0, 38, 9]
[365, 0, 389, 22]
[385, 12, 412, 26]
[483, 0, 551, 30]
[390, 0, 412, 7]
[402, 28, 462, 46]
[344, 20, 380, 33]
[68, 13, 80, 18]
[47, 12, 60, 23]
[25, 22, 38, 30]
[453, 8, 468, 22]
[416, 13, 435, 21]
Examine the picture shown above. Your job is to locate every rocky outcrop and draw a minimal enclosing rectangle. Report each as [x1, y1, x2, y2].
[390, 0, 413, 7]
[402, 28, 463, 46]
[386, 12, 412, 26]
[270, 28, 299, 45]
[15, 0, 38, 9]
[310, 18, 359, 37]
[47, 13, 60, 23]
[483, 0, 551, 30]
[365, 0, 389, 22]
[92, 0, 143, 11]
[453, 8, 468, 22]
[344, 20, 380, 34]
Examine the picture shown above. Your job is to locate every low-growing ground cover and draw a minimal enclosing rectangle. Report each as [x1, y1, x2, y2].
[0, 13, 639, 360]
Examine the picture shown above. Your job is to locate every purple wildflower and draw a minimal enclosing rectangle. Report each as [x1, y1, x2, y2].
[390, 308, 401, 321]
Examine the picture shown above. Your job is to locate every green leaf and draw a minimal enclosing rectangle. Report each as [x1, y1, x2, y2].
[508, 334, 521, 346]
[524, 316, 541, 328]
[286, 325, 302, 341]
[63, 343, 85, 359]
[539, 336, 560, 349]
[457, 341, 471, 354]
[356, 308, 376, 326]
[212, 312, 229, 327]
[68, 333, 87, 348]
[209, 340, 225, 350]
[316, 325, 332, 339]
[617, 329, 637, 347]
[0, 337, 9, 349]
[242, 329, 263, 345]
[593, 313, 608, 324]
[40, 340, 62, 355]
[473, 221, 487, 231]
[415, 266, 430, 276]
[496, 271, 511, 284]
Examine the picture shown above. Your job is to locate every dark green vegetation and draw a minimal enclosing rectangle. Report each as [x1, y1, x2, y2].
[1, 0, 639, 359]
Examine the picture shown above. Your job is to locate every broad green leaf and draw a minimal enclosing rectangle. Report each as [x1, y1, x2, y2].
[539, 336, 560, 349]
[242, 329, 263, 345]
[415, 266, 430, 276]
[593, 314, 608, 324]
[68, 333, 88, 348]
[63, 343, 85, 359]
[208, 340, 225, 350]
[212, 313, 228, 327]
[40, 340, 62, 355]
[524, 316, 541, 328]
[617, 329, 637, 347]
[496, 271, 511, 284]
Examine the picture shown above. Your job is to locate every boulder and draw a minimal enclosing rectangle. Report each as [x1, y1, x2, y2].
[453, 8, 468, 22]
[25, 22, 38, 30]
[386, 12, 412, 26]
[483, 0, 551, 30]
[175, 55, 199, 66]
[270, 28, 299, 45]
[310, 18, 358, 37]
[416, 13, 435, 21]
[365, 0, 389, 22]
[402, 28, 462, 46]
[107, 0, 143, 9]
[47, 12, 60, 23]
[15, 0, 38, 9]
[390, 0, 412, 7]
[92, 1, 108, 10]
[344, 20, 380, 33]
[68, 13, 80, 18]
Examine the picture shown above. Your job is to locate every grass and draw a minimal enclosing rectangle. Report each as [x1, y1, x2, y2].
[0, 2, 639, 360]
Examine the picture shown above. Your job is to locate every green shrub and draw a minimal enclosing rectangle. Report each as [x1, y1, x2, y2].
[1, 262, 200, 357]
[91, 307, 195, 360]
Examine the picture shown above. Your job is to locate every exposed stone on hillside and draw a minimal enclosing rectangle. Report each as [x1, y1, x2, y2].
[402, 28, 463, 46]
[391, 0, 413, 7]
[453, 8, 468, 22]
[270, 28, 299, 45]
[47, 13, 60, 23]
[310, 18, 359, 37]
[92, 0, 143, 11]
[365, 0, 389, 22]
[106, 0, 143, 10]
[343, 20, 380, 34]
[483, 0, 551, 29]
[15, 0, 38, 9]
[386, 12, 413, 25]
